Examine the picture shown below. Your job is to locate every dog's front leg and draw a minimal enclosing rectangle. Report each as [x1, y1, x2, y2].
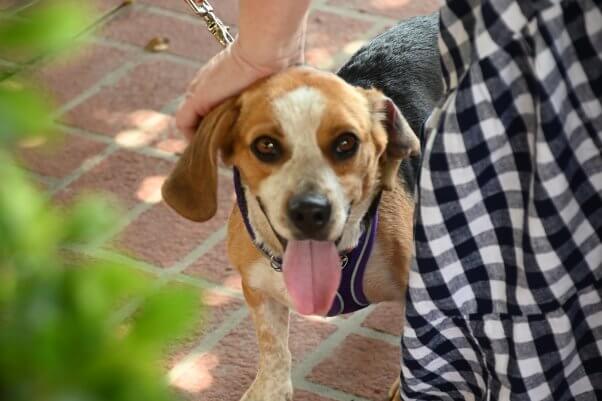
[241, 283, 293, 401]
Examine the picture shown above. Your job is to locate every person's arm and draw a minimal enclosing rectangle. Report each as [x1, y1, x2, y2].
[176, 0, 312, 140]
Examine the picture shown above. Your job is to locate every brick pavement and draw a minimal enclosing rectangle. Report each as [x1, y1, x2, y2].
[8, 0, 441, 400]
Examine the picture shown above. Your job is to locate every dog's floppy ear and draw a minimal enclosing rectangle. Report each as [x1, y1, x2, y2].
[162, 97, 239, 222]
[365, 89, 420, 191]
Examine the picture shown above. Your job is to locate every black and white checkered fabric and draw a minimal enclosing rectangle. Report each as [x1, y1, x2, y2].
[401, 0, 602, 399]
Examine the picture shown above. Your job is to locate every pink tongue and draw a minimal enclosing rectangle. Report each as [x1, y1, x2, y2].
[283, 240, 341, 316]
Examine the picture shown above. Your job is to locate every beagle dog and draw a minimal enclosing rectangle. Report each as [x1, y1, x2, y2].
[163, 14, 441, 401]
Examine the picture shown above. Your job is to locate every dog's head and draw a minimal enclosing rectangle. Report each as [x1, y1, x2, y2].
[163, 67, 418, 314]
[163, 67, 419, 237]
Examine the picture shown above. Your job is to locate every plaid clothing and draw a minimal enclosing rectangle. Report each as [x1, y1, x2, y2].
[402, 1, 602, 400]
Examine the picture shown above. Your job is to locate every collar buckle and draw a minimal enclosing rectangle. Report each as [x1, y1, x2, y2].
[340, 255, 349, 269]
[270, 255, 283, 272]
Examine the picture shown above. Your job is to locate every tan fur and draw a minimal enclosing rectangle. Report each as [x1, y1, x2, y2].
[162, 66, 418, 401]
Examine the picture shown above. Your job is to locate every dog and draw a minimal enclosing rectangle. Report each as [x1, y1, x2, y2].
[163, 14, 441, 401]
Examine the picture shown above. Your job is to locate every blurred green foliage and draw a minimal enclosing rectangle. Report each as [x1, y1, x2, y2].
[0, 2, 201, 401]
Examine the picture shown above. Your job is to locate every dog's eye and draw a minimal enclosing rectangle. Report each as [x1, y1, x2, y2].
[332, 133, 359, 160]
[251, 136, 282, 163]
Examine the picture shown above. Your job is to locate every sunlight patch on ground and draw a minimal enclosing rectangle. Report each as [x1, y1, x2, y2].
[136, 175, 166, 203]
[343, 40, 366, 55]
[113, 109, 172, 148]
[169, 352, 218, 393]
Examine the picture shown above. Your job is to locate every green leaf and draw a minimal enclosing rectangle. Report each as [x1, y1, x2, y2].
[0, 82, 54, 143]
[60, 196, 122, 245]
[0, 1, 92, 54]
[130, 285, 201, 348]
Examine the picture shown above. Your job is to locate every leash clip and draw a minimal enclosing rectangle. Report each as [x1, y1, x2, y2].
[184, 0, 234, 47]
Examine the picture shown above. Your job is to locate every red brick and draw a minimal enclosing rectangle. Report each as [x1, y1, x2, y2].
[307, 334, 400, 400]
[305, 11, 374, 68]
[172, 308, 336, 400]
[165, 291, 244, 368]
[362, 302, 403, 336]
[141, 0, 239, 26]
[114, 179, 234, 267]
[34, 43, 129, 104]
[183, 240, 242, 291]
[55, 149, 174, 209]
[65, 60, 194, 136]
[327, 0, 442, 19]
[102, 7, 222, 62]
[17, 133, 107, 179]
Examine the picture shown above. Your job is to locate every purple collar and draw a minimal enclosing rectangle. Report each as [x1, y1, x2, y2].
[232, 167, 379, 317]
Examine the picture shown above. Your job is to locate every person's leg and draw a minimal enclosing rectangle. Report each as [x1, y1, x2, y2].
[401, 0, 602, 399]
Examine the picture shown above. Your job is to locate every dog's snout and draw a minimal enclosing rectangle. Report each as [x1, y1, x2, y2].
[287, 193, 331, 237]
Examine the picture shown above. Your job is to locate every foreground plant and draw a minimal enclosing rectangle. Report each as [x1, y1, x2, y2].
[0, 2, 200, 400]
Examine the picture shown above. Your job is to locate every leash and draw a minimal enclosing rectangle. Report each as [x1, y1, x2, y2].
[184, 0, 234, 47]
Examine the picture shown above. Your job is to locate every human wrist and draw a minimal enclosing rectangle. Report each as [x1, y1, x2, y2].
[230, 36, 304, 77]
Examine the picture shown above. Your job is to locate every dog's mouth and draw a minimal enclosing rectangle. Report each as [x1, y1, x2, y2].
[258, 197, 347, 316]
[280, 221, 350, 317]
[282, 239, 342, 316]
[263, 226, 342, 317]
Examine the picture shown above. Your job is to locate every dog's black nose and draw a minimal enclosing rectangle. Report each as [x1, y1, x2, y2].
[287, 193, 331, 237]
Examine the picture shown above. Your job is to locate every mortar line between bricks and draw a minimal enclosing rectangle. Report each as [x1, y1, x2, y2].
[162, 95, 184, 115]
[49, 143, 119, 195]
[353, 325, 400, 347]
[295, 380, 373, 401]
[15, 167, 59, 187]
[292, 307, 373, 385]
[90, 35, 204, 68]
[171, 273, 243, 299]
[95, 202, 155, 248]
[313, 2, 397, 25]
[68, 245, 244, 302]
[164, 225, 227, 274]
[109, 275, 242, 326]
[68, 223, 239, 327]
[87, 211, 226, 284]
[143, 3, 217, 26]
[68, 245, 165, 276]
[61, 124, 179, 161]
[167, 305, 249, 384]
[87, 35, 145, 53]
[54, 57, 143, 115]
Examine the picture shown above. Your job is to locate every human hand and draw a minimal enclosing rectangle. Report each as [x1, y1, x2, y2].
[175, 0, 311, 141]
[176, 40, 294, 141]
